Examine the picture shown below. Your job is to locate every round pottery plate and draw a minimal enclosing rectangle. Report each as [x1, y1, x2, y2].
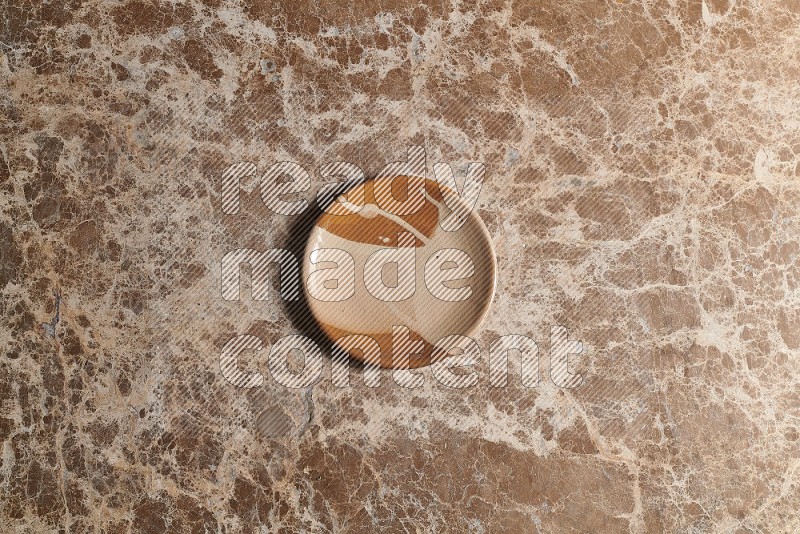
[302, 175, 496, 369]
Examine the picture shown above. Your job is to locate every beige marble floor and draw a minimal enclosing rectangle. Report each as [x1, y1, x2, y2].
[2, 0, 800, 532]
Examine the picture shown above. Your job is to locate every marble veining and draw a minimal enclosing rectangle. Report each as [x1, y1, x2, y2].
[1, 0, 800, 532]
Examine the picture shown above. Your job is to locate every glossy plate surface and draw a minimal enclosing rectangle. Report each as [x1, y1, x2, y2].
[302, 175, 496, 369]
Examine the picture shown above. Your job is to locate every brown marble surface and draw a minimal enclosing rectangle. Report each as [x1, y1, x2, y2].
[2, 0, 800, 532]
